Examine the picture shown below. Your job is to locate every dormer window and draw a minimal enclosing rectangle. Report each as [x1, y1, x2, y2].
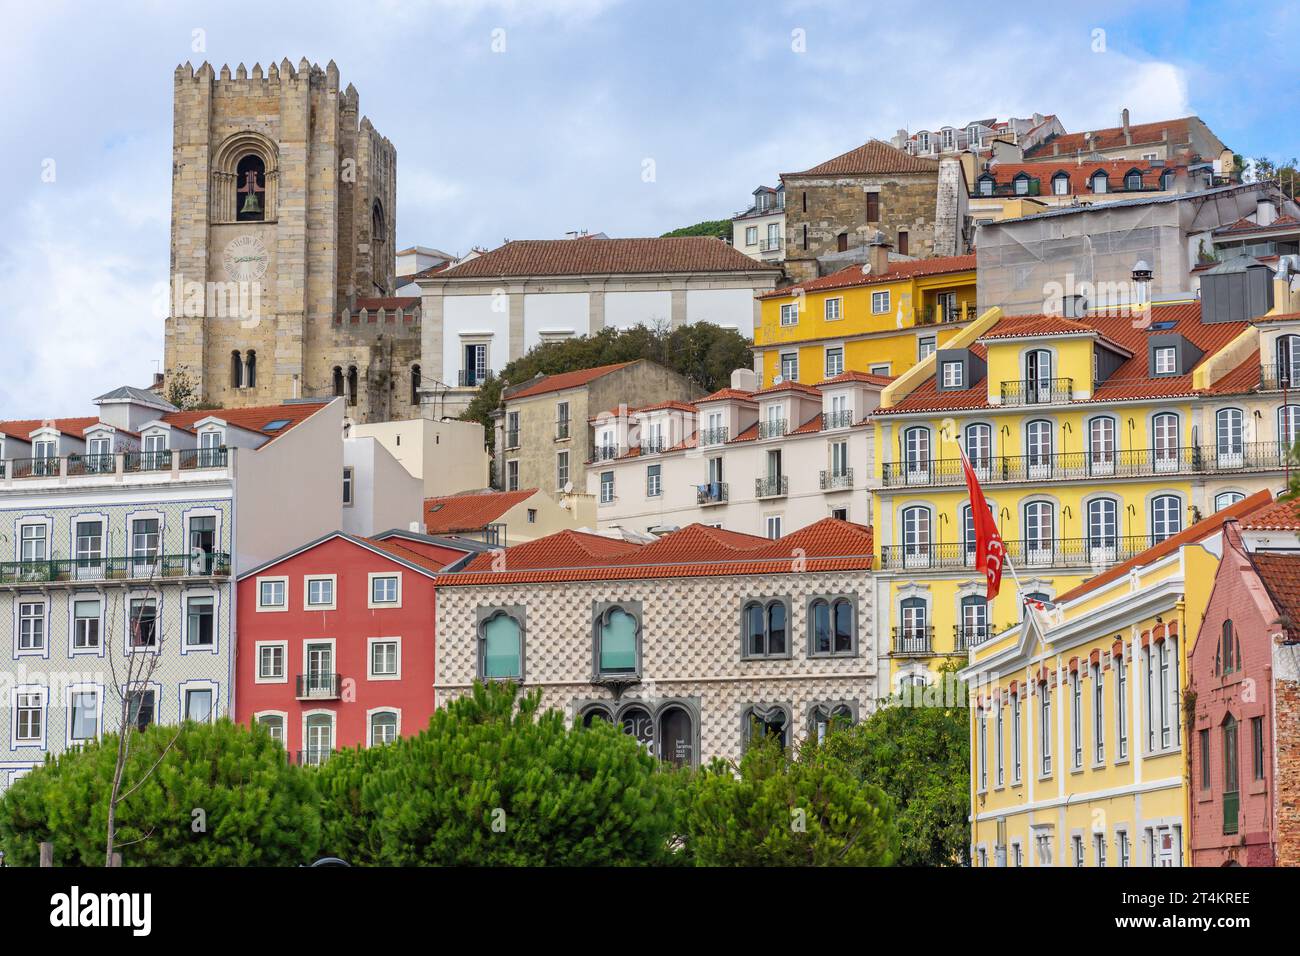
[941, 361, 964, 388]
[1013, 174, 1030, 196]
[918, 131, 930, 152]
[978, 176, 994, 197]
[1160, 169, 1175, 191]
[1153, 346, 1177, 375]
[1052, 173, 1070, 196]
[1124, 169, 1144, 191]
[1090, 171, 1108, 194]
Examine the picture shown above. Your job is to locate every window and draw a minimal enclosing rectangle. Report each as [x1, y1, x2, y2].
[1091, 171, 1108, 193]
[600, 470, 615, 504]
[1095, 833, 1108, 867]
[765, 515, 782, 539]
[1071, 671, 1083, 769]
[1024, 500, 1055, 563]
[1251, 716, 1265, 781]
[870, 363, 891, 376]
[70, 690, 99, 741]
[479, 609, 524, 680]
[780, 352, 798, 381]
[258, 578, 287, 610]
[780, 303, 798, 326]
[595, 603, 640, 677]
[978, 177, 994, 196]
[185, 595, 215, 648]
[1040, 684, 1052, 775]
[1116, 653, 1128, 759]
[745, 225, 758, 246]
[824, 298, 842, 321]
[1011, 693, 1022, 782]
[898, 597, 928, 651]
[1033, 830, 1053, 865]
[866, 191, 879, 221]
[258, 643, 285, 681]
[20, 523, 47, 562]
[1215, 491, 1245, 511]
[808, 596, 856, 656]
[871, 290, 890, 314]
[897, 231, 908, 256]
[743, 705, 790, 750]
[15, 692, 42, 743]
[825, 347, 844, 377]
[236, 154, 266, 221]
[1152, 412, 1178, 470]
[342, 467, 354, 505]
[1013, 174, 1030, 196]
[1216, 408, 1244, 463]
[1073, 834, 1085, 867]
[1052, 173, 1070, 195]
[410, 364, 421, 405]
[306, 576, 335, 608]
[959, 595, 987, 646]
[1280, 404, 1300, 455]
[995, 700, 1004, 787]
[1223, 715, 1240, 834]
[646, 463, 662, 498]
[370, 639, 400, 679]
[506, 460, 519, 492]
[1199, 727, 1212, 790]
[978, 707, 988, 791]
[1154, 346, 1177, 375]
[73, 598, 100, 651]
[941, 361, 964, 388]
[555, 401, 571, 440]
[370, 711, 399, 747]
[304, 713, 334, 765]
[75, 520, 104, 564]
[126, 689, 155, 731]
[129, 597, 157, 647]
[918, 335, 936, 360]
[809, 703, 854, 743]
[370, 574, 400, 606]
[1125, 170, 1144, 191]
[901, 505, 931, 564]
[18, 602, 45, 652]
[1092, 663, 1105, 764]
[965, 423, 992, 468]
[557, 451, 570, 490]
[185, 688, 214, 722]
[1151, 495, 1182, 543]
[259, 713, 285, 744]
[742, 598, 790, 659]
[1221, 619, 1237, 675]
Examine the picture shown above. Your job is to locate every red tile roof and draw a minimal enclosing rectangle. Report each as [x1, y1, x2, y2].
[505, 362, 635, 400]
[785, 140, 939, 177]
[758, 254, 976, 299]
[440, 517, 874, 585]
[1253, 311, 1300, 325]
[423, 488, 538, 533]
[1241, 496, 1300, 531]
[365, 538, 465, 574]
[1249, 552, 1300, 626]
[979, 160, 1181, 194]
[161, 402, 328, 441]
[696, 387, 756, 404]
[436, 237, 779, 279]
[0, 417, 100, 442]
[816, 370, 895, 387]
[632, 400, 698, 415]
[1024, 117, 1195, 158]
[752, 379, 822, 398]
[1056, 490, 1274, 604]
[1214, 214, 1300, 236]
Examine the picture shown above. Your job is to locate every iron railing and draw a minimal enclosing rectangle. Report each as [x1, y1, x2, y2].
[999, 377, 1073, 406]
[458, 369, 493, 387]
[758, 419, 788, 439]
[755, 475, 788, 498]
[178, 447, 229, 470]
[893, 626, 934, 655]
[296, 749, 335, 767]
[881, 443, 1292, 488]
[67, 454, 116, 476]
[699, 426, 730, 446]
[0, 552, 231, 586]
[954, 624, 992, 652]
[759, 237, 784, 252]
[7, 458, 59, 479]
[1259, 364, 1299, 390]
[124, 450, 172, 472]
[696, 482, 728, 505]
[2, 449, 229, 480]
[820, 469, 853, 490]
[590, 445, 623, 462]
[880, 535, 1156, 571]
[641, 437, 667, 454]
[295, 673, 342, 701]
[822, 410, 853, 430]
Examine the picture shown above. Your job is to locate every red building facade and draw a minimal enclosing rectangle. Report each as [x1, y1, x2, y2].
[235, 531, 476, 761]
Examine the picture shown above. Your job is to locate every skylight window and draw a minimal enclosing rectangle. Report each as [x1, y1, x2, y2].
[261, 419, 291, 433]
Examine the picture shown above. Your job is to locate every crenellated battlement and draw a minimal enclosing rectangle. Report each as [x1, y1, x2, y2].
[174, 58, 343, 93]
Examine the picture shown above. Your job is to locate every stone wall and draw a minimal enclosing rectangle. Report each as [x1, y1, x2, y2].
[1275, 644, 1300, 867]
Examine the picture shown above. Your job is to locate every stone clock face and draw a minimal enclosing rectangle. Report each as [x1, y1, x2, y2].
[222, 235, 269, 282]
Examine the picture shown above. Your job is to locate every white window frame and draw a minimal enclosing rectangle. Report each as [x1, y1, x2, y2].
[765, 514, 783, 539]
[941, 361, 964, 388]
[367, 637, 402, 681]
[367, 707, 402, 747]
[180, 589, 218, 654]
[871, 290, 890, 314]
[179, 680, 218, 723]
[70, 594, 104, 657]
[779, 303, 799, 326]
[256, 575, 289, 612]
[304, 574, 337, 611]
[1154, 346, 1177, 375]
[368, 572, 402, 609]
[16, 598, 49, 658]
[825, 346, 844, 378]
[255, 640, 289, 684]
[67, 684, 102, 743]
[824, 297, 843, 321]
[600, 470, 615, 504]
[254, 710, 288, 745]
[12, 685, 48, 749]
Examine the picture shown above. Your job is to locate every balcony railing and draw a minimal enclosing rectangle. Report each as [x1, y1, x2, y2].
[880, 535, 1156, 572]
[124, 450, 172, 473]
[820, 469, 853, 490]
[881, 443, 1293, 489]
[759, 237, 784, 252]
[755, 475, 788, 498]
[696, 481, 728, 505]
[67, 454, 116, 476]
[296, 749, 335, 767]
[999, 377, 1073, 406]
[920, 302, 978, 325]
[2, 449, 230, 480]
[295, 673, 342, 701]
[893, 626, 934, 656]
[821, 410, 853, 430]
[758, 419, 788, 439]
[0, 552, 232, 586]
[1259, 364, 1300, 390]
[699, 426, 730, 446]
[641, 437, 667, 454]
[7, 458, 60, 479]
[178, 447, 229, 470]
[458, 369, 493, 387]
[954, 624, 992, 652]
[590, 444, 623, 463]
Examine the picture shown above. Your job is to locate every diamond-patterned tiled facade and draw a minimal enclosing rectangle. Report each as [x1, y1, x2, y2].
[436, 569, 876, 764]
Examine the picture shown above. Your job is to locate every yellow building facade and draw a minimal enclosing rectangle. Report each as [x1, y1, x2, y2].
[753, 254, 976, 387]
[869, 300, 1291, 690]
[959, 492, 1270, 866]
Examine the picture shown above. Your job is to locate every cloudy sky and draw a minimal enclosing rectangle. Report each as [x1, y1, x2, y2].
[1, 0, 1296, 418]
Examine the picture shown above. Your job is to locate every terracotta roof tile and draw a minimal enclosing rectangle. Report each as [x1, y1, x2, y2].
[423, 488, 537, 533]
[0, 417, 100, 442]
[758, 254, 976, 299]
[752, 379, 822, 398]
[1024, 117, 1195, 158]
[160, 402, 328, 442]
[457, 528, 641, 573]
[1250, 552, 1300, 626]
[505, 362, 635, 400]
[1241, 496, 1300, 531]
[696, 387, 756, 404]
[816, 370, 895, 387]
[979, 160, 1182, 194]
[436, 237, 779, 279]
[1213, 214, 1300, 236]
[785, 140, 939, 177]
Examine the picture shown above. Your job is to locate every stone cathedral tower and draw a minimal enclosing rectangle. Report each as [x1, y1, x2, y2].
[164, 58, 419, 422]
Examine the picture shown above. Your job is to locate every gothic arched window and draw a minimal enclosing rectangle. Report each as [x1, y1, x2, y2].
[410, 364, 421, 406]
[244, 350, 256, 389]
[346, 366, 359, 406]
[236, 155, 266, 222]
[230, 350, 243, 388]
[333, 366, 344, 398]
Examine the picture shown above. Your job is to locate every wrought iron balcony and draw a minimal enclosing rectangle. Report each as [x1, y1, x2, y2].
[755, 475, 788, 498]
[67, 454, 116, 476]
[458, 368, 493, 387]
[820, 468, 854, 490]
[759, 237, 784, 252]
[880, 443, 1292, 489]
[641, 437, 667, 454]
[999, 376, 1073, 406]
[880, 535, 1156, 572]
[699, 426, 730, 446]
[124, 450, 172, 473]
[893, 626, 934, 656]
[295, 673, 342, 701]
[821, 409, 853, 430]
[1260, 363, 1300, 390]
[179, 447, 229, 470]
[2, 448, 230, 480]
[590, 444, 623, 463]
[954, 624, 992, 652]
[696, 481, 728, 505]
[296, 749, 335, 767]
[0, 552, 232, 587]
[7, 457, 60, 479]
[758, 418, 788, 439]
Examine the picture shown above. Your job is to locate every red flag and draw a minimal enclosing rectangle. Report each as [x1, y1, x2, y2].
[961, 450, 1005, 600]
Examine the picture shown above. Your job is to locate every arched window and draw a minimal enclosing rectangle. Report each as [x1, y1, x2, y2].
[809, 703, 854, 743]
[236, 154, 266, 221]
[1215, 408, 1244, 465]
[244, 350, 256, 389]
[1052, 172, 1070, 196]
[1024, 500, 1055, 565]
[808, 596, 855, 656]
[256, 713, 284, 745]
[478, 609, 523, 680]
[1221, 619, 1237, 675]
[332, 366, 344, 398]
[1026, 419, 1053, 478]
[620, 705, 654, 754]
[1124, 169, 1144, 191]
[372, 200, 386, 243]
[978, 175, 994, 196]
[594, 604, 640, 677]
[1278, 335, 1300, 387]
[369, 710, 398, 747]
[1087, 416, 1116, 474]
[346, 366, 359, 406]
[1223, 714, 1240, 819]
[657, 704, 695, 766]
[1151, 495, 1182, 543]
[959, 595, 988, 648]
[1280, 405, 1300, 456]
[1214, 491, 1245, 511]
[1014, 173, 1031, 196]
[898, 597, 928, 652]
[230, 350, 243, 388]
[580, 704, 613, 726]
[1160, 169, 1175, 191]
[303, 712, 333, 766]
[1086, 497, 1118, 557]
[1024, 349, 1052, 402]
[1152, 412, 1180, 470]
[410, 364, 421, 406]
[743, 704, 790, 750]
[964, 423, 992, 471]
[742, 599, 789, 659]
[901, 506, 931, 567]
[1090, 171, 1108, 194]
[903, 425, 931, 480]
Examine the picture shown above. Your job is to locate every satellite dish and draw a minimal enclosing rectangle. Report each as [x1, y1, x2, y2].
[861, 263, 872, 275]
[772, 374, 785, 385]
[563, 481, 574, 494]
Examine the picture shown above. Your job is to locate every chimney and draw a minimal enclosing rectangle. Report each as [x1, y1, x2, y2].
[866, 230, 892, 275]
[1062, 293, 1088, 318]
[1131, 260, 1153, 306]
[1121, 108, 1131, 141]
[1275, 257, 1300, 313]
[731, 367, 759, 392]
